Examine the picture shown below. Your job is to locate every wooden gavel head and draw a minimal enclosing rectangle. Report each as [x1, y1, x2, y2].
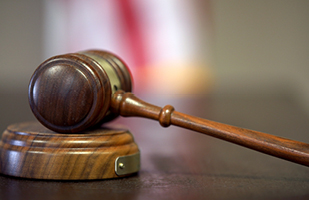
[28, 50, 132, 133]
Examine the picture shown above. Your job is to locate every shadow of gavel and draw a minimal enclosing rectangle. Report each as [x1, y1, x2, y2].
[29, 50, 309, 167]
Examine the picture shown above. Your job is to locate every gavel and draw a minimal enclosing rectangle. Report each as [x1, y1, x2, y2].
[28, 50, 309, 167]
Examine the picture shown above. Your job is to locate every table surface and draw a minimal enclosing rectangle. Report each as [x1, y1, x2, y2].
[1, 91, 309, 200]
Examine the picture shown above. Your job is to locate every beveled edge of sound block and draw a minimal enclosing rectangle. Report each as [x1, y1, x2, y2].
[0, 121, 140, 180]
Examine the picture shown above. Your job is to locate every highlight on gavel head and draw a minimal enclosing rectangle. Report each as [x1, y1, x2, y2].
[28, 50, 132, 133]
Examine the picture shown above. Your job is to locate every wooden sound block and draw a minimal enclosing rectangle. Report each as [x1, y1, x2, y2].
[0, 121, 140, 180]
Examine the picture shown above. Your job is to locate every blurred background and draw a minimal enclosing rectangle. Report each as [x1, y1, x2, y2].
[0, 0, 309, 130]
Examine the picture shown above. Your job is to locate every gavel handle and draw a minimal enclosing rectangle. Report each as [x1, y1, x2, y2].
[111, 91, 309, 167]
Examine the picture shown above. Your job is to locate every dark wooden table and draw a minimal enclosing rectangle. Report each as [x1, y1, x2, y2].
[1, 91, 309, 200]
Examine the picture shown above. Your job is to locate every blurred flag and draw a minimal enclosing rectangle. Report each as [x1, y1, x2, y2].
[44, 0, 213, 94]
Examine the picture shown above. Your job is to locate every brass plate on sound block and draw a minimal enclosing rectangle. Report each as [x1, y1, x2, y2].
[0, 121, 140, 180]
[115, 152, 140, 176]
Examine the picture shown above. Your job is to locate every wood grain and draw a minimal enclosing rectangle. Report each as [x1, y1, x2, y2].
[28, 50, 132, 133]
[0, 121, 139, 180]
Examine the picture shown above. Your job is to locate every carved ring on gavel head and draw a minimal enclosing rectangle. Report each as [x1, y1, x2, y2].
[29, 50, 309, 167]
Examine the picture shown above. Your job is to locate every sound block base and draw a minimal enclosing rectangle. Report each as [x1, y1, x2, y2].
[0, 121, 140, 180]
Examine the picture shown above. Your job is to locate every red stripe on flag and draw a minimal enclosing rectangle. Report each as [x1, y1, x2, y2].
[117, 0, 147, 68]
